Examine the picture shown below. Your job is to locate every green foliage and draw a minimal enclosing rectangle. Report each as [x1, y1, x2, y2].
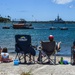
[0, 17, 11, 22]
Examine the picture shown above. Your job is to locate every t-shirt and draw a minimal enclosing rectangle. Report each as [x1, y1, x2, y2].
[1, 52, 9, 59]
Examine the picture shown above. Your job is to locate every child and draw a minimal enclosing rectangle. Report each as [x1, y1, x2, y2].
[1, 47, 13, 62]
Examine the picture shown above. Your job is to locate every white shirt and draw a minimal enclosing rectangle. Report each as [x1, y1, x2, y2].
[1, 52, 9, 59]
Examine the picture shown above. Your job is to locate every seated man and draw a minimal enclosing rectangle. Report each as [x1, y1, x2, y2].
[37, 35, 61, 62]
[49, 35, 61, 51]
[1, 47, 13, 62]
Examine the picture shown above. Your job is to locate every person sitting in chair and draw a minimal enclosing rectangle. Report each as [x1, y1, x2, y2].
[1, 47, 13, 62]
[49, 35, 61, 51]
[37, 35, 61, 62]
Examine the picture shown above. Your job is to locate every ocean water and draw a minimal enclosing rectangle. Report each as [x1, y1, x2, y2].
[0, 22, 75, 56]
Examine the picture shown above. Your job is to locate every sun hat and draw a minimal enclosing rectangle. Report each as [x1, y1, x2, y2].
[49, 35, 54, 40]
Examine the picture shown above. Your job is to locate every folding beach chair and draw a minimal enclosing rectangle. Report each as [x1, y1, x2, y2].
[71, 47, 75, 65]
[15, 35, 36, 64]
[38, 41, 57, 64]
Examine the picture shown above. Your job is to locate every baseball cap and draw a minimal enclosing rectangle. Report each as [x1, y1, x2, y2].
[49, 35, 54, 40]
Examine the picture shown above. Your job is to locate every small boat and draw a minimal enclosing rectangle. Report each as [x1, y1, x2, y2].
[13, 23, 34, 29]
[60, 23, 68, 30]
[60, 27, 68, 30]
[13, 20, 34, 29]
[50, 23, 56, 30]
[2, 26, 10, 29]
[50, 27, 56, 30]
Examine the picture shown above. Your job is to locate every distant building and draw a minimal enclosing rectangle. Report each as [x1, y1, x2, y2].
[54, 14, 64, 22]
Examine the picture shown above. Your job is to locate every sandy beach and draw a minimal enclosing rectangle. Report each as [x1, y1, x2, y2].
[0, 53, 75, 75]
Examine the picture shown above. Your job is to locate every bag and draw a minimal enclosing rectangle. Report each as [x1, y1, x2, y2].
[63, 60, 69, 64]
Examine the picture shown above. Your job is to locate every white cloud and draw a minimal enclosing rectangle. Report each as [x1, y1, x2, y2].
[69, 5, 73, 8]
[68, 5, 75, 8]
[53, 0, 73, 4]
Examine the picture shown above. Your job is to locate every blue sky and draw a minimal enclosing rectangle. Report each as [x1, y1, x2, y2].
[0, 0, 75, 21]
